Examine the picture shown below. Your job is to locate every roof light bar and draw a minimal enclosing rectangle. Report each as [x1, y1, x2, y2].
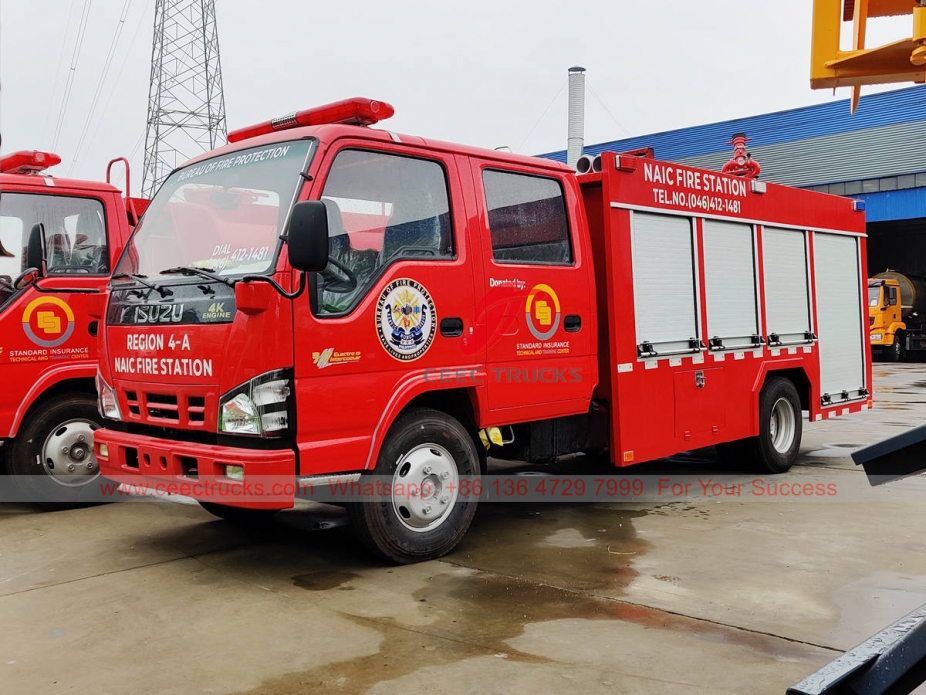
[0, 150, 62, 174]
[228, 98, 395, 143]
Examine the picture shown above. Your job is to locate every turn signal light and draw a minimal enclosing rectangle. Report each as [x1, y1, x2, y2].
[228, 98, 395, 143]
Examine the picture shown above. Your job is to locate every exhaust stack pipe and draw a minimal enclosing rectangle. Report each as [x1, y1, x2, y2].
[566, 66, 586, 170]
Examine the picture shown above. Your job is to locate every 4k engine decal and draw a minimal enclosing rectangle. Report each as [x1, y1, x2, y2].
[376, 279, 436, 362]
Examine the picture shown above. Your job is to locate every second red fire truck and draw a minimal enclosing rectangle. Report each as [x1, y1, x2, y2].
[93, 98, 871, 562]
[0, 152, 145, 502]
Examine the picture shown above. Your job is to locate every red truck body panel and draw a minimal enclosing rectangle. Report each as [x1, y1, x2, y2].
[581, 153, 870, 465]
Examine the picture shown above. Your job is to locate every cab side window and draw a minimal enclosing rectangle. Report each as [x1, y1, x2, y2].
[317, 149, 453, 316]
[0, 193, 108, 276]
[483, 169, 572, 265]
[888, 286, 899, 306]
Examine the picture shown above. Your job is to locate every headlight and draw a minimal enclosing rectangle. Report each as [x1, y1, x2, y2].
[870, 333, 883, 342]
[218, 369, 293, 438]
[96, 371, 122, 421]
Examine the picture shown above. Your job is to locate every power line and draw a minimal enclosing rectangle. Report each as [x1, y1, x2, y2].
[68, 0, 134, 175]
[82, 0, 153, 164]
[42, 0, 79, 146]
[51, 0, 94, 152]
[517, 78, 568, 153]
[586, 79, 632, 137]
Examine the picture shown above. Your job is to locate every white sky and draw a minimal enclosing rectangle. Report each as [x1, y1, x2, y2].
[0, 1, 914, 196]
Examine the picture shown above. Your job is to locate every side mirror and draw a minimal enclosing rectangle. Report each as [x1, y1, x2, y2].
[26, 223, 46, 277]
[286, 201, 329, 273]
[14, 268, 40, 290]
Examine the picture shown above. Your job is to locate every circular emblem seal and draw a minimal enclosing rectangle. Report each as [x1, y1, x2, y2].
[22, 297, 76, 348]
[525, 284, 561, 341]
[376, 279, 437, 361]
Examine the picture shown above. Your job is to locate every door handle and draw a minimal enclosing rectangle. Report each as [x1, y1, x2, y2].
[564, 315, 582, 332]
[440, 317, 464, 338]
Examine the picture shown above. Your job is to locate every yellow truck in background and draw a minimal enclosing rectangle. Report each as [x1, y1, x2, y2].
[869, 271, 926, 361]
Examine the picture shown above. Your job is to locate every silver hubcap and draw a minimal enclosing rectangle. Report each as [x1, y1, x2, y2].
[40, 418, 101, 487]
[391, 444, 459, 533]
[769, 398, 796, 454]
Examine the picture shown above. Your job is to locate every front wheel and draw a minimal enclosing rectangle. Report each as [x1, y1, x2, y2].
[888, 331, 905, 362]
[348, 408, 480, 564]
[3, 394, 103, 504]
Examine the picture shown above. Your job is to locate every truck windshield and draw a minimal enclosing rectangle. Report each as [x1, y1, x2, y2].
[114, 139, 313, 280]
[868, 286, 882, 307]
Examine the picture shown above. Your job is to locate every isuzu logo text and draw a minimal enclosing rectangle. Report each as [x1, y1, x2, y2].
[121, 304, 184, 325]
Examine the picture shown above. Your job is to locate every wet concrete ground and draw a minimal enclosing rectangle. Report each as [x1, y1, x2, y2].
[2, 364, 926, 694]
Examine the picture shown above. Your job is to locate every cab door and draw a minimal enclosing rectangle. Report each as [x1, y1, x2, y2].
[292, 142, 482, 476]
[468, 159, 596, 420]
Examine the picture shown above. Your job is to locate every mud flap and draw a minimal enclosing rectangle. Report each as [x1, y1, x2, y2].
[851, 424, 926, 485]
[787, 604, 926, 695]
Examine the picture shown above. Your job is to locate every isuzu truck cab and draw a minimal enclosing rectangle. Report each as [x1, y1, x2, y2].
[0, 151, 143, 502]
[94, 98, 871, 563]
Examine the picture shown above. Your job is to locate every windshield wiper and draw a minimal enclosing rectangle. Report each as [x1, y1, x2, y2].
[112, 273, 173, 298]
[160, 266, 236, 288]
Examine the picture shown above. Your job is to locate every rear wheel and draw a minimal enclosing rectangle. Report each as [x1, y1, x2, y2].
[3, 394, 103, 504]
[348, 408, 480, 564]
[717, 377, 802, 474]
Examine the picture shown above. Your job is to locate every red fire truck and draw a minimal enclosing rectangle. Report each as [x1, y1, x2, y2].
[0, 151, 144, 502]
[93, 98, 871, 562]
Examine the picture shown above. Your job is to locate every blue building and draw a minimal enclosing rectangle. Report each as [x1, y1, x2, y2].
[540, 85, 926, 275]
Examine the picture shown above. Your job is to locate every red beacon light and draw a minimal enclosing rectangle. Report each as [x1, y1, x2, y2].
[228, 97, 395, 143]
[0, 150, 62, 175]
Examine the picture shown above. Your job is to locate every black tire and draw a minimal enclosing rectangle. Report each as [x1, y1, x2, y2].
[3, 393, 103, 504]
[717, 377, 802, 474]
[888, 332, 904, 362]
[348, 407, 481, 564]
[198, 501, 278, 525]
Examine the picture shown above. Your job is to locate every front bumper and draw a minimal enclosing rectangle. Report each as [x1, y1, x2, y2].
[95, 428, 297, 509]
[870, 332, 891, 346]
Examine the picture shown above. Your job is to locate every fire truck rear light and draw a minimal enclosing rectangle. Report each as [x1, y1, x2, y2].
[224, 465, 245, 482]
[853, 200, 866, 212]
[227, 98, 395, 143]
[0, 150, 62, 174]
[751, 180, 767, 194]
[615, 155, 639, 172]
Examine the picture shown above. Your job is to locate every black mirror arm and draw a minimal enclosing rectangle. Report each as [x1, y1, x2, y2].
[240, 271, 306, 300]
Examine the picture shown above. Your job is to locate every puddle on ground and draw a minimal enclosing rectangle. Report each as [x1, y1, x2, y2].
[806, 443, 865, 458]
[234, 498, 815, 693]
[248, 562, 818, 694]
[292, 569, 361, 591]
[453, 502, 652, 594]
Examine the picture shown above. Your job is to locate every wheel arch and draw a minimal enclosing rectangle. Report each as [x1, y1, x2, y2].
[762, 367, 811, 411]
[368, 384, 487, 475]
[9, 370, 97, 438]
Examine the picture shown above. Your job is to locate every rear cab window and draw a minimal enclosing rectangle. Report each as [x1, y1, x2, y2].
[482, 169, 573, 265]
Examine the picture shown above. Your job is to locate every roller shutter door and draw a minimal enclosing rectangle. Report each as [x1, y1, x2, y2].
[632, 212, 699, 355]
[813, 233, 866, 403]
[702, 220, 759, 349]
[762, 227, 811, 344]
